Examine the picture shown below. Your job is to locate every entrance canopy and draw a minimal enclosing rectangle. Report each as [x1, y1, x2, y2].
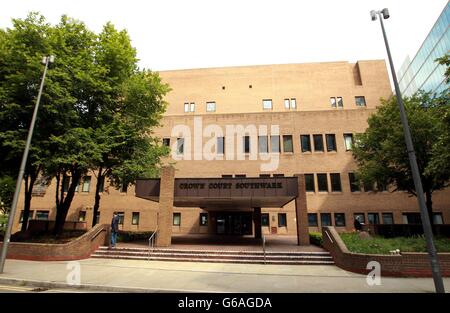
[136, 177, 299, 208]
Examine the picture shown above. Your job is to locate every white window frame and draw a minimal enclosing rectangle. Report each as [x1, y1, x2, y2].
[262, 99, 273, 110]
[206, 101, 216, 112]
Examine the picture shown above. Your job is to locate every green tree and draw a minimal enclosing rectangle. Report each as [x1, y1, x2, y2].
[0, 175, 15, 215]
[352, 92, 449, 225]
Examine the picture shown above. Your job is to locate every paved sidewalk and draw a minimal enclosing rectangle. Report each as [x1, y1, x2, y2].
[1, 258, 449, 293]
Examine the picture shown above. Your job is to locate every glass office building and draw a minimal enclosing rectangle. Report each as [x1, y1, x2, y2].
[398, 2, 449, 97]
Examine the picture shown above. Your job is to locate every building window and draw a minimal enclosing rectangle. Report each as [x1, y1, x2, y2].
[95, 211, 100, 224]
[308, 213, 318, 226]
[243, 136, 251, 153]
[330, 173, 342, 192]
[433, 213, 443, 225]
[114, 212, 125, 225]
[262, 99, 273, 110]
[317, 173, 328, 192]
[132, 212, 140, 225]
[190, 102, 195, 112]
[330, 97, 336, 108]
[382, 213, 394, 224]
[320, 213, 332, 226]
[206, 101, 216, 112]
[337, 97, 343, 108]
[36, 210, 49, 220]
[326, 134, 337, 152]
[368, 213, 380, 225]
[305, 174, 315, 192]
[259, 174, 270, 178]
[78, 211, 86, 222]
[354, 213, 365, 224]
[163, 138, 170, 147]
[62, 176, 70, 192]
[334, 213, 346, 227]
[222, 175, 233, 178]
[271, 135, 280, 153]
[19, 210, 34, 223]
[290, 98, 296, 109]
[261, 213, 269, 226]
[348, 173, 360, 192]
[282, 135, 293, 153]
[300, 135, 311, 152]
[217, 137, 225, 155]
[402, 213, 421, 224]
[235, 174, 247, 178]
[355, 96, 366, 107]
[98, 176, 105, 193]
[313, 134, 324, 152]
[258, 136, 268, 153]
[184, 102, 189, 112]
[200, 213, 208, 226]
[273, 174, 284, 177]
[285, 98, 296, 109]
[344, 134, 354, 151]
[284, 98, 290, 109]
[82, 176, 91, 192]
[177, 138, 184, 155]
[173, 213, 181, 226]
[278, 213, 287, 227]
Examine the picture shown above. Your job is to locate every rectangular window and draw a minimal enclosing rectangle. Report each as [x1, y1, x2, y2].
[313, 134, 324, 152]
[98, 176, 105, 193]
[82, 176, 91, 192]
[354, 213, 365, 224]
[206, 101, 216, 112]
[95, 211, 100, 224]
[355, 96, 366, 107]
[258, 136, 268, 153]
[290, 98, 296, 109]
[162, 138, 170, 147]
[330, 173, 342, 192]
[217, 137, 225, 155]
[278, 213, 287, 227]
[326, 134, 337, 152]
[177, 138, 184, 155]
[200, 213, 208, 226]
[402, 213, 421, 224]
[273, 174, 284, 177]
[19, 210, 34, 223]
[368, 213, 380, 225]
[284, 98, 290, 109]
[334, 213, 346, 227]
[132, 212, 140, 225]
[184, 102, 189, 112]
[62, 176, 70, 192]
[344, 134, 354, 151]
[320, 213, 332, 226]
[262, 99, 273, 110]
[271, 135, 280, 153]
[259, 174, 270, 178]
[330, 97, 337, 108]
[317, 173, 328, 192]
[308, 213, 318, 226]
[305, 174, 315, 192]
[114, 212, 124, 225]
[337, 97, 343, 108]
[300, 135, 311, 152]
[382, 213, 394, 224]
[282, 135, 293, 153]
[433, 213, 443, 225]
[261, 213, 269, 226]
[190, 102, 195, 112]
[173, 213, 181, 226]
[348, 173, 360, 192]
[36, 210, 49, 220]
[235, 174, 247, 178]
[78, 211, 86, 222]
[222, 175, 233, 178]
[243, 136, 250, 153]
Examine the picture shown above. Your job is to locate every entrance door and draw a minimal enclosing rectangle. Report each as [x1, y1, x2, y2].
[216, 212, 252, 235]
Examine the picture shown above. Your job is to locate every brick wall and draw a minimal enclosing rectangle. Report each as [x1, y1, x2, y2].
[322, 226, 450, 277]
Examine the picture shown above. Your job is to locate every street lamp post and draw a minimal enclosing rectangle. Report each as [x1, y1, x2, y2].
[0, 55, 55, 274]
[370, 8, 445, 293]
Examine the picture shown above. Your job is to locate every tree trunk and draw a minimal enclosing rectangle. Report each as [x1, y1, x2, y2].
[425, 189, 434, 227]
[92, 166, 103, 227]
[20, 167, 39, 232]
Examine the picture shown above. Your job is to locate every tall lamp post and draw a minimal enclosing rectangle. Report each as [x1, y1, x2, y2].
[0, 55, 55, 274]
[370, 8, 445, 293]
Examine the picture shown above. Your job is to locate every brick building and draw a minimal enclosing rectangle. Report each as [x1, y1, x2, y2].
[13, 60, 450, 244]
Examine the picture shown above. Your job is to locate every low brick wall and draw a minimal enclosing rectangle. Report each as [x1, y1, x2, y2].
[322, 226, 450, 277]
[0, 224, 109, 261]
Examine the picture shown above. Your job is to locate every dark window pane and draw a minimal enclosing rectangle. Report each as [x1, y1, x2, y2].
[337, 97, 343, 108]
[313, 134, 324, 152]
[320, 213, 332, 226]
[305, 174, 315, 192]
[173, 213, 181, 226]
[259, 174, 270, 178]
[301, 135, 311, 152]
[308, 213, 318, 226]
[217, 137, 225, 154]
[283, 135, 293, 152]
[78, 211, 86, 222]
[261, 214, 269, 226]
[334, 213, 346, 226]
[354, 213, 365, 224]
[114, 212, 124, 225]
[271, 136, 280, 153]
[200, 213, 208, 226]
[330, 173, 342, 192]
[163, 138, 170, 146]
[36, 211, 49, 220]
[317, 174, 328, 192]
[403, 213, 421, 224]
[258, 136, 268, 153]
[330, 97, 336, 108]
[368, 213, 380, 225]
[278, 213, 287, 227]
[98, 176, 105, 193]
[132, 212, 140, 225]
[177, 138, 184, 154]
[382, 213, 394, 224]
[326, 134, 337, 152]
[355, 96, 366, 107]
[344, 134, 354, 151]
[433, 213, 443, 225]
[348, 173, 359, 192]
[243, 136, 250, 153]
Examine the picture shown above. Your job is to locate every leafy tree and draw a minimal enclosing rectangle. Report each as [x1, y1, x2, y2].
[0, 175, 15, 215]
[352, 92, 449, 225]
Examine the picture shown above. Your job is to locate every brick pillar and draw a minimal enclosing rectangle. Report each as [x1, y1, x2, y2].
[156, 166, 175, 247]
[253, 207, 262, 239]
[294, 174, 309, 245]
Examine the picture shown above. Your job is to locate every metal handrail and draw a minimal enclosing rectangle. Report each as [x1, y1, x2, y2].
[148, 227, 158, 260]
[262, 235, 266, 264]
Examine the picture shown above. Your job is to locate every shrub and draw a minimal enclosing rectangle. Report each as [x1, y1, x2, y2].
[117, 231, 155, 242]
[309, 232, 323, 246]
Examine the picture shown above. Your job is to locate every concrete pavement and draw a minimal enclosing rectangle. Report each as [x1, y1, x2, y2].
[1, 258, 449, 293]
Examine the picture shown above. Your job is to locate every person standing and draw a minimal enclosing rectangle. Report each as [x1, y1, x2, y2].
[110, 213, 120, 248]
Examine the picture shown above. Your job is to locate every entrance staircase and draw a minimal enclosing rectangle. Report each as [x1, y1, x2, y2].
[91, 246, 334, 265]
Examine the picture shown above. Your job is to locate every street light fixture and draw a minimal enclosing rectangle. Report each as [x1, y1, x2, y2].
[370, 8, 445, 293]
[0, 55, 55, 274]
